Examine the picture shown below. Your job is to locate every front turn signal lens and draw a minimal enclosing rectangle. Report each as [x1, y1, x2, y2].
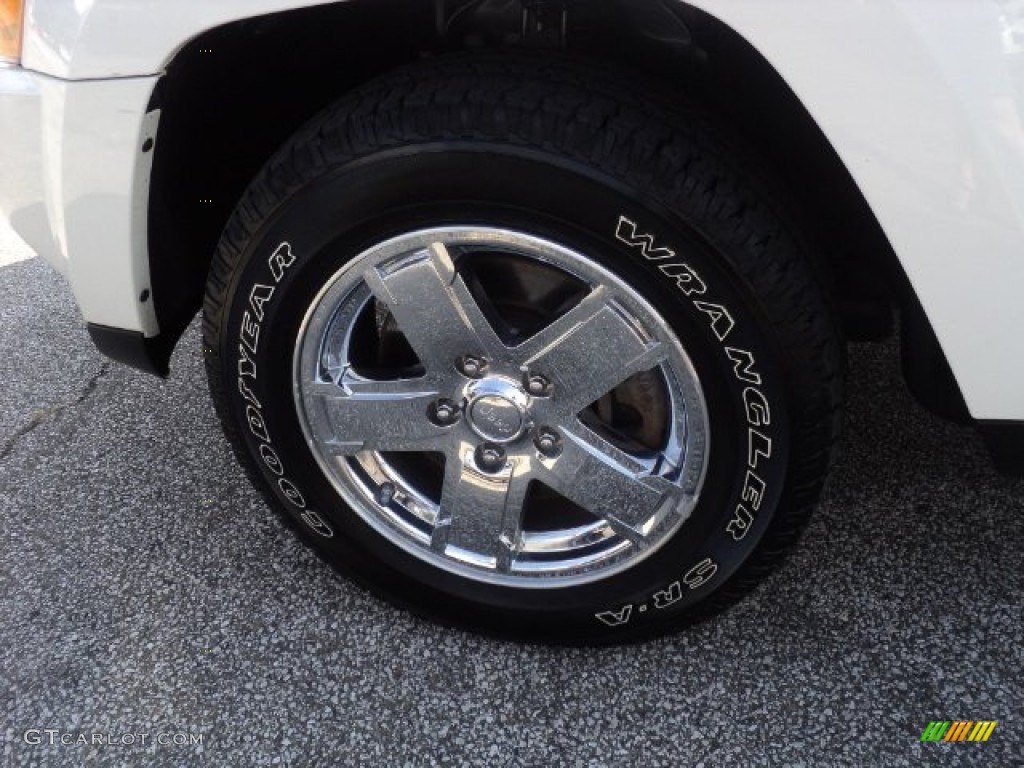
[0, 0, 25, 64]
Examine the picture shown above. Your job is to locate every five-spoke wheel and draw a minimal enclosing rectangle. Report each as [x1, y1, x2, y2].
[294, 228, 709, 586]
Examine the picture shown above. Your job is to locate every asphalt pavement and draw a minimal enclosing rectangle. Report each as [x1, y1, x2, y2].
[1, 222, 1021, 767]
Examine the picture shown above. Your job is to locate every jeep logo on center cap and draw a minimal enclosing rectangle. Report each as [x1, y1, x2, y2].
[469, 394, 524, 442]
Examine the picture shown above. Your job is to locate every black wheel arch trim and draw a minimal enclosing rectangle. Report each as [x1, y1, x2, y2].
[86, 323, 173, 378]
[977, 421, 1024, 477]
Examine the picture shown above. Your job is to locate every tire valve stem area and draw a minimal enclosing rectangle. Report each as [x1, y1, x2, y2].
[377, 482, 396, 506]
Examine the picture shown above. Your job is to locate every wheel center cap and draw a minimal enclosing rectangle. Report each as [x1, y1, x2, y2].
[466, 379, 529, 443]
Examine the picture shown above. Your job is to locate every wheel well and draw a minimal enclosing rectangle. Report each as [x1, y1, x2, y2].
[148, 0, 904, 362]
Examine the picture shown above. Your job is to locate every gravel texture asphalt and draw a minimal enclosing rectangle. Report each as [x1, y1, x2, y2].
[0, 222, 1021, 767]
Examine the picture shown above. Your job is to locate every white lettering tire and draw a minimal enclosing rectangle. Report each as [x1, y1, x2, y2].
[202, 54, 843, 643]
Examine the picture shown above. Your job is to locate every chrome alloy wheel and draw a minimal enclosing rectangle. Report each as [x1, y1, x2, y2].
[294, 227, 709, 587]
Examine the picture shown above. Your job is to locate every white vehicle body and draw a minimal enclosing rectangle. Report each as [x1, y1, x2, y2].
[2, 1, 1023, 428]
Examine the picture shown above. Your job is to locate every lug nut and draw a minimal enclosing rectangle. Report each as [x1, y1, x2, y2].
[525, 373, 552, 397]
[457, 355, 487, 378]
[475, 443, 506, 472]
[534, 427, 562, 457]
[429, 399, 461, 426]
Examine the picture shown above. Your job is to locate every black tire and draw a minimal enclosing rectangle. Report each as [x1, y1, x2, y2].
[202, 53, 843, 644]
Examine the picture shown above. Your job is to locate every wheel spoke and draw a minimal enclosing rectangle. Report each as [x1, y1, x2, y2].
[517, 288, 668, 416]
[538, 423, 685, 540]
[431, 446, 528, 570]
[362, 242, 503, 374]
[303, 377, 449, 454]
